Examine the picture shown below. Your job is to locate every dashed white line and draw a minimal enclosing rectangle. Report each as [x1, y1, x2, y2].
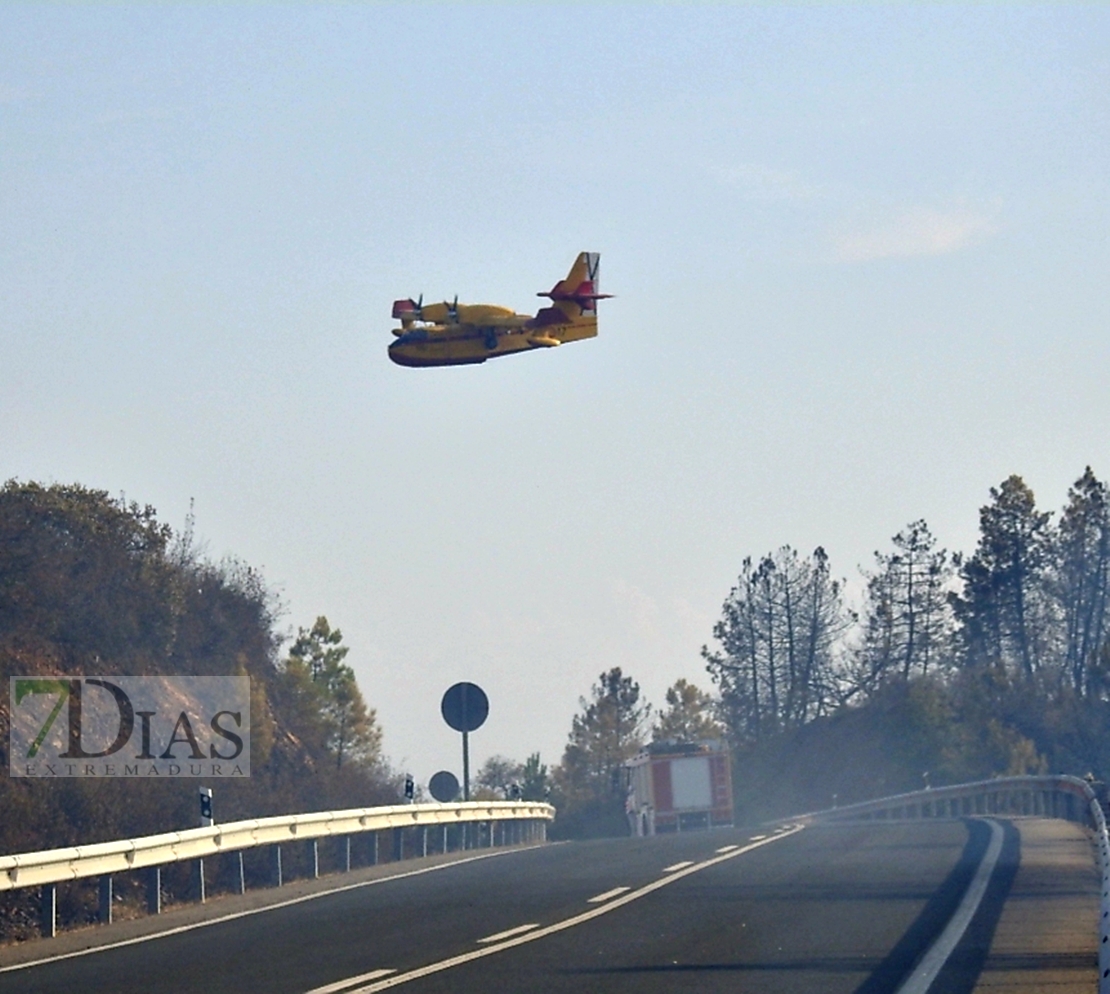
[0, 843, 551, 976]
[305, 969, 396, 994]
[749, 834, 767, 841]
[715, 845, 739, 854]
[587, 886, 631, 903]
[477, 923, 540, 944]
[341, 824, 806, 993]
[662, 861, 695, 872]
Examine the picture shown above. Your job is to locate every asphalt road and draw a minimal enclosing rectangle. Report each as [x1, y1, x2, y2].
[0, 817, 1081, 994]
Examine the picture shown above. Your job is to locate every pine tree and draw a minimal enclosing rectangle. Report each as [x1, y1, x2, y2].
[652, 679, 724, 744]
[1055, 467, 1110, 694]
[951, 476, 1054, 678]
[703, 546, 848, 742]
[858, 520, 952, 690]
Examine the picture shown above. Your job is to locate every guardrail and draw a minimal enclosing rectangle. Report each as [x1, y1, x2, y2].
[806, 774, 1095, 825]
[0, 800, 554, 939]
[803, 775, 1110, 994]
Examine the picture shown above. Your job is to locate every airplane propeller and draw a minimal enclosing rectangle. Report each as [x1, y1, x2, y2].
[444, 294, 459, 322]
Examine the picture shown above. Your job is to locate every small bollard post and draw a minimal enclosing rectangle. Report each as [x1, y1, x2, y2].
[274, 845, 283, 887]
[344, 835, 352, 873]
[370, 831, 379, 866]
[98, 875, 113, 924]
[237, 851, 246, 894]
[421, 826, 428, 858]
[147, 866, 162, 914]
[312, 839, 319, 879]
[40, 883, 57, 938]
[197, 858, 206, 904]
[442, 824, 448, 853]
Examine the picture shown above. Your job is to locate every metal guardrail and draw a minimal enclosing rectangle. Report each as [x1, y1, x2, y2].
[804, 774, 1094, 824]
[802, 775, 1110, 994]
[0, 800, 553, 938]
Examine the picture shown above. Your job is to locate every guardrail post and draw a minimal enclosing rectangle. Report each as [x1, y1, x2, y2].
[370, 831, 378, 865]
[274, 845, 283, 887]
[344, 835, 352, 873]
[147, 866, 162, 914]
[312, 839, 319, 879]
[393, 828, 403, 861]
[442, 825, 448, 853]
[98, 874, 113, 924]
[40, 883, 56, 937]
[237, 851, 246, 894]
[197, 858, 206, 904]
[421, 826, 428, 858]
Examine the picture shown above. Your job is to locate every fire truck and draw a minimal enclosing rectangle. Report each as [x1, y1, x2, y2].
[625, 740, 733, 836]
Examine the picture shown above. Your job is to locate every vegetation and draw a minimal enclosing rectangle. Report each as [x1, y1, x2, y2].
[551, 466, 1110, 836]
[0, 481, 399, 860]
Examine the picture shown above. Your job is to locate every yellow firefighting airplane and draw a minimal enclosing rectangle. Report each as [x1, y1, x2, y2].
[388, 252, 610, 367]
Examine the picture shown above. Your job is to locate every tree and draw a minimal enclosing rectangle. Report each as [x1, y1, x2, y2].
[652, 679, 724, 743]
[519, 752, 549, 801]
[857, 520, 953, 692]
[951, 476, 1055, 678]
[1054, 467, 1110, 695]
[556, 668, 650, 809]
[475, 755, 523, 799]
[285, 617, 382, 770]
[703, 546, 849, 743]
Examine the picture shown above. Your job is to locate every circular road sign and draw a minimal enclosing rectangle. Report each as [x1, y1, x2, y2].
[441, 682, 489, 733]
[428, 770, 460, 803]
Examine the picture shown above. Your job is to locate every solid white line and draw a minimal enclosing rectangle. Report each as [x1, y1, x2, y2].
[588, 886, 631, 903]
[0, 843, 552, 975]
[662, 861, 694, 872]
[341, 824, 806, 993]
[477, 923, 539, 944]
[894, 819, 1004, 994]
[305, 969, 396, 994]
[715, 845, 739, 854]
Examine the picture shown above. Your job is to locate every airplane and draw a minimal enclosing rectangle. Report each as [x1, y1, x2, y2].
[388, 252, 610, 367]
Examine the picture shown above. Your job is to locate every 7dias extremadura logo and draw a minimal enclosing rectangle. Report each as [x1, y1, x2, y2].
[9, 676, 250, 778]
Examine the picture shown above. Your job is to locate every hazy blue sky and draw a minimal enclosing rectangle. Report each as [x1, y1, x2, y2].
[3, 5, 1108, 787]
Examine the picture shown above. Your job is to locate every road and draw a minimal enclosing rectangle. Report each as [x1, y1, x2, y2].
[0, 817, 1097, 994]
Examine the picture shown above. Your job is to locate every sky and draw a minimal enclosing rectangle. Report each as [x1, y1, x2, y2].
[2, 5, 1108, 789]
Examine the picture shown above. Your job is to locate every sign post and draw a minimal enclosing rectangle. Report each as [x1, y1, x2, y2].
[440, 682, 488, 802]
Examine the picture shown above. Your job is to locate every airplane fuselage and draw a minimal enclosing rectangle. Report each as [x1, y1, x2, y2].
[388, 309, 597, 367]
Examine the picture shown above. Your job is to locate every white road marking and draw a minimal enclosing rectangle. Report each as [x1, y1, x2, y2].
[305, 969, 396, 994]
[894, 819, 1005, 994]
[749, 834, 767, 841]
[477, 923, 539, 944]
[587, 886, 631, 903]
[341, 824, 806, 993]
[715, 845, 739, 854]
[0, 843, 553, 976]
[662, 861, 695, 872]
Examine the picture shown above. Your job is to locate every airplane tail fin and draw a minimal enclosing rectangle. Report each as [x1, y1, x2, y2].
[537, 252, 612, 317]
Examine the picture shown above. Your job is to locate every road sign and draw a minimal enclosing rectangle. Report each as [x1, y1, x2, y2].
[440, 683, 489, 733]
[441, 682, 489, 801]
[428, 770, 460, 803]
